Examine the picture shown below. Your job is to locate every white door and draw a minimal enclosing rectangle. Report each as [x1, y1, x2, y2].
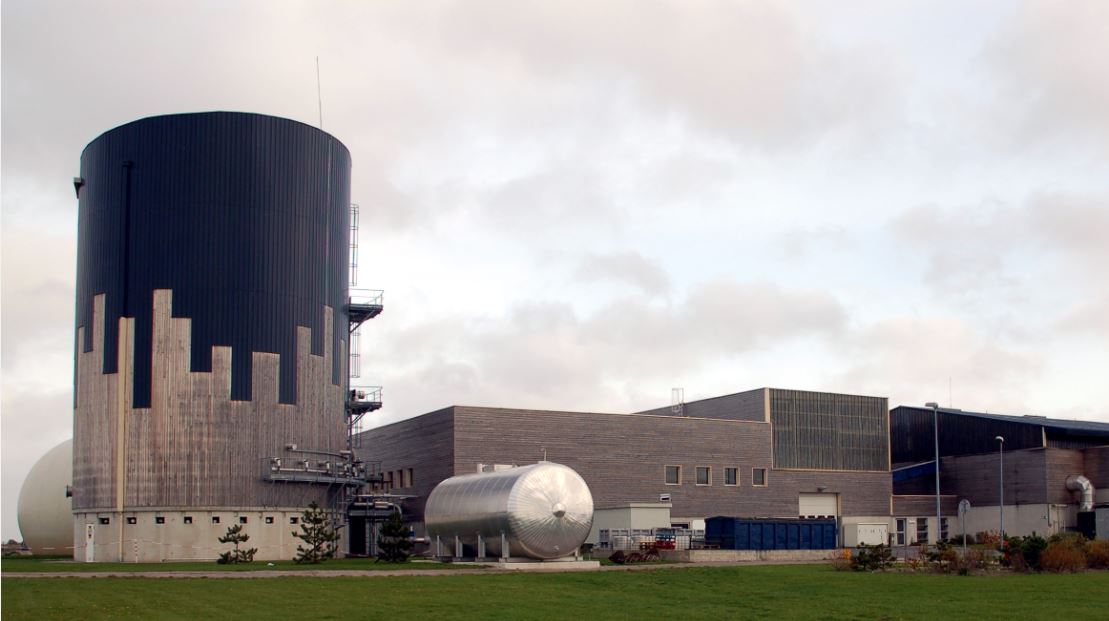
[85, 523, 95, 563]
[798, 493, 839, 518]
[857, 523, 888, 546]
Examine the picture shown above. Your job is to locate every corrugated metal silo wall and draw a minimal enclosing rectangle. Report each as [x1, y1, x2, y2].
[75, 112, 350, 406]
[72, 112, 351, 511]
[769, 389, 889, 471]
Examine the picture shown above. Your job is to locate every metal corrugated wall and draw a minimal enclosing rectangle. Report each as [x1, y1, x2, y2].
[889, 407, 1045, 463]
[769, 389, 889, 471]
[75, 112, 350, 406]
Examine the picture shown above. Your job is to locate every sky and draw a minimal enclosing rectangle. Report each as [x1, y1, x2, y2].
[2, 0, 1108, 542]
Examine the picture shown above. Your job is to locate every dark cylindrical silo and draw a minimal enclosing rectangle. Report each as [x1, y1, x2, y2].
[71, 112, 351, 561]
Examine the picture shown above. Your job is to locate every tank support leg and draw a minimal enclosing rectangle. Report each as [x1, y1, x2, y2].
[454, 535, 462, 559]
[435, 535, 441, 558]
[477, 533, 486, 559]
[501, 532, 508, 561]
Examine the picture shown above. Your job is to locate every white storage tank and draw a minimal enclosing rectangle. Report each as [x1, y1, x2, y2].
[425, 462, 594, 559]
[17, 439, 73, 555]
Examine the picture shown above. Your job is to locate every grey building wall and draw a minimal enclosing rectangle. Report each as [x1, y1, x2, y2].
[935, 449, 1048, 506]
[892, 495, 959, 517]
[639, 388, 890, 471]
[1084, 446, 1109, 489]
[359, 407, 454, 522]
[357, 405, 891, 523]
[636, 388, 767, 422]
[1045, 448, 1088, 505]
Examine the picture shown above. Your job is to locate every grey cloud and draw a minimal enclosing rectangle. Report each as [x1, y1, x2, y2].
[774, 224, 850, 261]
[1055, 298, 1109, 344]
[889, 192, 1109, 301]
[575, 252, 670, 295]
[984, 0, 1109, 155]
[836, 316, 1043, 414]
[436, 0, 902, 149]
[0, 227, 77, 375]
[368, 278, 846, 420]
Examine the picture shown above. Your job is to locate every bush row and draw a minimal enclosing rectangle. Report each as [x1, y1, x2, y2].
[836, 534, 1109, 574]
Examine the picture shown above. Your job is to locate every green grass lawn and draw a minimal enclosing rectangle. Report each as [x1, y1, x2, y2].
[4, 564, 1107, 620]
[0, 556, 475, 573]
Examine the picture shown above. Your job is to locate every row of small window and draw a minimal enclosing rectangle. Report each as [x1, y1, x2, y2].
[384, 468, 414, 489]
[893, 517, 949, 545]
[95, 515, 297, 526]
[664, 466, 768, 487]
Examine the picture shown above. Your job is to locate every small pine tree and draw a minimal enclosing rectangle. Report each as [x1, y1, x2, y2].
[216, 524, 257, 564]
[375, 509, 412, 563]
[293, 502, 340, 564]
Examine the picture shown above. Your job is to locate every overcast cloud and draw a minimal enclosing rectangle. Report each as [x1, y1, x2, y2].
[3, 0, 1108, 542]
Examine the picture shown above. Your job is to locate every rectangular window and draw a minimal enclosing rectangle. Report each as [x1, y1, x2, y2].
[155, 516, 165, 525]
[895, 518, 906, 545]
[916, 518, 928, 543]
[184, 516, 193, 525]
[940, 517, 949, 541]
[290, 517, 299, 525]
[406, 468, 414, 487]
[724, 468, 738, 486]
[696, 466, 711, 486]
[239, 516, 248, 524]
[212, 516, 221, 525]
[265, 516, 275, 524]
[126, 517, 137, 525]
[665, 465, 681, 485]
[753, 468, 768, 486]
[98, 517, 110, 525]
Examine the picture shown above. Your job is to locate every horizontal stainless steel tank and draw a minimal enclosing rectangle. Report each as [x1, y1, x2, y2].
[425, 462, 594, 559]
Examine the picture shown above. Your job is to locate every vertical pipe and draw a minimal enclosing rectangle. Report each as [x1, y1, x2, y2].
[998, 438, 1005, 538]
[933, 406, 940, 544]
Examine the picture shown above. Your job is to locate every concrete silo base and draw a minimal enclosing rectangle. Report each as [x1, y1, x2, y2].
[72, 509, 325, 563]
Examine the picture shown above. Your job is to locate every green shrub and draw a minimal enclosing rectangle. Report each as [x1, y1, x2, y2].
[1041, 542, 1086, 573]
[292, 502, 339, 564]
[216, 524, 257, 564]
[1084, 540, 1109, 569]
[851, 544, 894, 572]
[1002, 534, 1048, 572]
[375, 509, 413, 563]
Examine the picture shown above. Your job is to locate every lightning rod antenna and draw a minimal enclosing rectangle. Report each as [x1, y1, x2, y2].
[316, 56, 324, 129]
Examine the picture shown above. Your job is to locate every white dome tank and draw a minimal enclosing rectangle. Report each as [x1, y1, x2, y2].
[425, 461, 594, 559]
[17, 439, 73, 555]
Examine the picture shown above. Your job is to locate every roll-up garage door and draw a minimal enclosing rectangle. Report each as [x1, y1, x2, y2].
[798, 493, 839, 518]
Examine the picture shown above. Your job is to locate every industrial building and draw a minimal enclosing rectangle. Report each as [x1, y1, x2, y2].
[68, 112, 379, 562]
[356, 388, 904, 549]
[891, 406, 1109, 540]
[17, 110, 1108, 561]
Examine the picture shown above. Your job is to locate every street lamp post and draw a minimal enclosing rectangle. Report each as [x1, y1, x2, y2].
[926, 402, 941, 544]
[996, 436, 1005, 538]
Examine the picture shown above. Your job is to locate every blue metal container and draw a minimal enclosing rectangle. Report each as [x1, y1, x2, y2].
[705, 517, 838, 550]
